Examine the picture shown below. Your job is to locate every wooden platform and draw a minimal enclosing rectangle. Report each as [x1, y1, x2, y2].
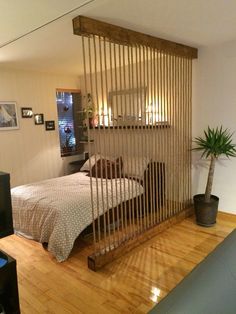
[0, 212, 235, 313]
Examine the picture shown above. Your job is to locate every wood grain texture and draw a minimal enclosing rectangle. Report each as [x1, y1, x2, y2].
[0, 211, 235, 313]
[88, 207, 193, 271]
[73, 16, 198, 59]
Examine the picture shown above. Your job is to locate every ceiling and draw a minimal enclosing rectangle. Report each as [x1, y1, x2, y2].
[1, 0, 236, 75]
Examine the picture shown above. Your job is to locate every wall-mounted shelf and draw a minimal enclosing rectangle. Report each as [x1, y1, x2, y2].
[90, 123, 170, 130]
[79, 141, 94, 144]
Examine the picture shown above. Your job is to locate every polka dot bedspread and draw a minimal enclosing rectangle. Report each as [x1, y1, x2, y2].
[11, 172, 144, 262]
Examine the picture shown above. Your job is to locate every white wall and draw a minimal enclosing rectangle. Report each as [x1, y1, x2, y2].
[0, 67, 81, 187]
[192, 42, 236, 214]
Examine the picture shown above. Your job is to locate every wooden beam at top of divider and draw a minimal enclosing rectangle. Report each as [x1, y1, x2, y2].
[73, 15, 198, 59]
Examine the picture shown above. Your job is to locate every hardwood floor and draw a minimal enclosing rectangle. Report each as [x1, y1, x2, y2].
[0, 212, 235, 313]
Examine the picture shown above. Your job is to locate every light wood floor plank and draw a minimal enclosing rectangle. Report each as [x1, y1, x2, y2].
[0, 212, 235, 313]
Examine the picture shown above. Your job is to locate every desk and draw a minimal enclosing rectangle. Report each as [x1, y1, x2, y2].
[0, 251, 20, 314]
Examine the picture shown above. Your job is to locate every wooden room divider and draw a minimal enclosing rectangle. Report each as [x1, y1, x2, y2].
[73, 16, 197, 270]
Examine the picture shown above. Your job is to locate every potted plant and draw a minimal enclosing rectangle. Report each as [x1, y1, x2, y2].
[192, 126, 236, 226]
[63, 126, 73, 154]
[83, 93, 95, 128]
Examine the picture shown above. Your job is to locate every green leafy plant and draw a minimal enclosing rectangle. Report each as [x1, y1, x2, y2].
[65, 133, 72, 148]
[83, 93, 94, 119]
[193, 126, 236, 202]
[63, 126, 72, 149]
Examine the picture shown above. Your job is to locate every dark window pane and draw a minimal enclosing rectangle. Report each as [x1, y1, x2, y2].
[56, 91, 81, 157]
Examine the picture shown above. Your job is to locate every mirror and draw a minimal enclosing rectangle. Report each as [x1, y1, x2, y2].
[108, 88, 146, 126]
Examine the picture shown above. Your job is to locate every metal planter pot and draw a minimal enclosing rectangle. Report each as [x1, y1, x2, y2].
[193, 194, 219, 227]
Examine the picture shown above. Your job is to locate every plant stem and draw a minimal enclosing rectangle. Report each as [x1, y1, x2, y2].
[205, 155, 216, 202]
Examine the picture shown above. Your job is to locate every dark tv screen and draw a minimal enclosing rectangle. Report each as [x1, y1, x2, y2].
[0, 172, 14, 239]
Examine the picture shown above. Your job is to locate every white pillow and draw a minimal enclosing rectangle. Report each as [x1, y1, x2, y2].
[122, 156, 150, 179]
[80, 154, 104, 172]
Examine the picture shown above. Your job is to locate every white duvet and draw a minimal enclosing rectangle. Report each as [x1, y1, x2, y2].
[11, 172, 143, 262]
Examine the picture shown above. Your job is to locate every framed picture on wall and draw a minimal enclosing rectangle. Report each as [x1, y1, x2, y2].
[21, 107, 33, 118]
[45, 120, 55, 131]
[34, 113, 44, 125]
[0, 101, 19, 130]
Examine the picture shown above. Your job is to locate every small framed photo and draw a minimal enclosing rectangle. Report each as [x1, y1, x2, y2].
[45, 120, 55, 131]
[34, 114, 44, 125]
[0, 101, 19, 130]
[21, 107, 33, 118]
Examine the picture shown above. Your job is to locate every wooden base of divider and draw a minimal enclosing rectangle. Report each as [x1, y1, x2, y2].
[88, 206, 194, 271]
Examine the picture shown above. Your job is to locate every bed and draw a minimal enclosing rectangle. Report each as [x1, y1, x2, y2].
[11, 171, 144, 262]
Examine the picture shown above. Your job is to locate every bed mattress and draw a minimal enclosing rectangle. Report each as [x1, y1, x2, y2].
[11, 172, 143, 262]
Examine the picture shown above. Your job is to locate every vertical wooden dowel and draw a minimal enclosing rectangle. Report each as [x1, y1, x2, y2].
[150, 47, 155, 227]
[103, 36, 113, 249]
[118, 44, 126, 242]
[177, 56, 181, 214]
[156, 50, 161, 224]
[163, 53, 167, 221]
[135, 45, 143, 234]
[189, 59, 193, 205]
[150, 48, 156, 225]
[82, 36, 96, 252]
[170, 54, 174, 217]
[123, 45, 132, 237]
[93, 35, 106, 250]
[122, 45, 129, 234]
[180, 57, 184, 212]
[113, 42, 121, 245]
[138, 45, 146, 231]
[141, 45, 147, 230]
[88, 36, 101, 252]
[153, 48, 157, 224]
[111, 42, 119, 245]
[130, 46, 136, 235]
[183, 57, 187, 208]
[160, 51, 164, 222]
[98, 36, 108, 250]
[166, 54, 170, 217]
[131, 45, 140, 234]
